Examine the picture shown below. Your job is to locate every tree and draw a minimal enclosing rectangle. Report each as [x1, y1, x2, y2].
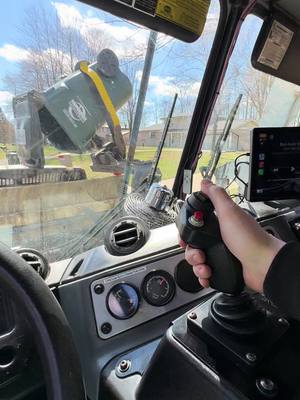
[0, 108, 14, 144]
[3, 3, 151, 141]
[119, 58, 143, 132]
[240, 69, 274, 119]
[3, 5, 113, 93]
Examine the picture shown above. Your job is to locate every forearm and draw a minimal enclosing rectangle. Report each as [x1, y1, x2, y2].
[264, 242, 300, 320]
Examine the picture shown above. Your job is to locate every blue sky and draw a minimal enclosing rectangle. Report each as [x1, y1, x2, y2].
[0, 0, 261, 125]
[0, 0, 222, 120]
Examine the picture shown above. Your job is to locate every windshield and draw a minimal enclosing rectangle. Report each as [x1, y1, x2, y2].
[203, 14, 300, 202]
[0, 0, 220, 261]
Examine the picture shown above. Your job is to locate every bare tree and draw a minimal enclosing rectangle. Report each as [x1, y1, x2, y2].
[0, 108, 14, 143]
[240, 69, 274, 119]
[119, 58, 143, 131]
[3, 5, 113, 93]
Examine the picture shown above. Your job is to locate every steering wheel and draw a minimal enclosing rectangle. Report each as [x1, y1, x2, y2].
[0, 242, 86, 400]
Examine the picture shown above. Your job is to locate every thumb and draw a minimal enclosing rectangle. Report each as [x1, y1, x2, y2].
[201, 179, 236, 216]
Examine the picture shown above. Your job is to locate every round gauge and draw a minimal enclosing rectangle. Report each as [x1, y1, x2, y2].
[142, 270, 175, 306]
[97, 49, 119, 78]
[106, 283, 139, 320]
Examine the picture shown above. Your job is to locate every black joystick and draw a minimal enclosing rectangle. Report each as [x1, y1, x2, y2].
[176, 191, 244, 294]
[210, 293, 266, 335]
[177, 191, 266, 335]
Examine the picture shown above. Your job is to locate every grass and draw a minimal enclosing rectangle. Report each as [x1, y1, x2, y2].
[0, 144, 241, 182]
[135, 147, 241, 180]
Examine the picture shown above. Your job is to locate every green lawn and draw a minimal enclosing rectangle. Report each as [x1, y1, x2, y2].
[0, 144, 241, 181]
[135, 147, 241, 180]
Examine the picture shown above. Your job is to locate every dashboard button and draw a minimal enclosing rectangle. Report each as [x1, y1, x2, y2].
[101, 322, 112, 334]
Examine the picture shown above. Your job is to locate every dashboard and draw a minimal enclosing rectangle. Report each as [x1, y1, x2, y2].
[91, 252, 206, 339]
[2, 201, 300, 400]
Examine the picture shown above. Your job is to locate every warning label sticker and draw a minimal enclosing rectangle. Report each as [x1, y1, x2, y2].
[135, 0, 157, 15]
[156, 0, 210, 36]
[114, 0, 211, 35]
[258, 20, 294, 70]
[115, 0, 158, 16]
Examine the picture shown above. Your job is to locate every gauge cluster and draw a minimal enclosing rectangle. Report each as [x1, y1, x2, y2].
[91, 253, 211, 339]
[142, 270, 175, 306]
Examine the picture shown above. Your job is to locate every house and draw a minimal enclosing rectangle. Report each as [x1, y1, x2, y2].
[137, 114, 191, 148]
[136, 115, 258, 150]
[203, 119, 258, 151]
[95, 124, 130, 145]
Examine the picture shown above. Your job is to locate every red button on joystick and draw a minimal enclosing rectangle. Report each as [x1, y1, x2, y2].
[193, 211, 203, 221]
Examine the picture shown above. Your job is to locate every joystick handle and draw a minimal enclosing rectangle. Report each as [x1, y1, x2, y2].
[176, 191, 244, 294]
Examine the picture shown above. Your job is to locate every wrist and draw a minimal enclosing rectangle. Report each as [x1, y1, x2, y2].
[244, 237, 285, 293]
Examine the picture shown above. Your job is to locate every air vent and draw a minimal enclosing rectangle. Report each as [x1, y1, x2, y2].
[15, 248, 49, 279]
[114, 222, 139, 248]
[105, 217, 149, 256]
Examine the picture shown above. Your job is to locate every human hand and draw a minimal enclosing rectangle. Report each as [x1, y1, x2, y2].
[179, 180, 285, 293]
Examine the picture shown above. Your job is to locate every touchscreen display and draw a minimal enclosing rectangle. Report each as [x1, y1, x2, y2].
[247, 127, 300, 201]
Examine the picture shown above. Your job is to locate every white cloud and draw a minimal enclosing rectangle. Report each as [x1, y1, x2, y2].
[40, 48, 74, 71]
[203, 12, 219, 34]
[147, 75, 201, 98]
[52, 2, 82, 27]
[157, 33, 173, 47]
[0, 91, 13, 107]
[136, 70, 143, 80]
[0, 44, 29, 62]
[190, 81, 201, 95]
[149, 75, 177, 96]
[52, 2, 148, 59]
[0, 91, 14, 120]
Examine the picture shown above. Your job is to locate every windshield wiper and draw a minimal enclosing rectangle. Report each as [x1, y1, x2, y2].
[61, 199, 126, 259]
[147, 93, 178, 189]
[204, 94, 243, 180]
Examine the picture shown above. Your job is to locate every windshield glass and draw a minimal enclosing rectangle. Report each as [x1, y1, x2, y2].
[0, 0, 220, 261]
[203, 14, 300, 202]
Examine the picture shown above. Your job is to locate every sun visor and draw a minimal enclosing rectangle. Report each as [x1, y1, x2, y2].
[251, 13, 300, 86]
[79, 0, 212, 43]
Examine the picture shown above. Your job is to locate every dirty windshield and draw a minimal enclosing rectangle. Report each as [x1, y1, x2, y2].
[0, 0, 219, 262]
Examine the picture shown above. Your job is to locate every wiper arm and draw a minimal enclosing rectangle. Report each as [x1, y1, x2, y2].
[147, 93, 178, 189]
[205, 94, 243, 180]
[61, 198, 126, 259]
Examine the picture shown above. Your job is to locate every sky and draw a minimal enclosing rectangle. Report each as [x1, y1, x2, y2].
[0, 0, 260, 125]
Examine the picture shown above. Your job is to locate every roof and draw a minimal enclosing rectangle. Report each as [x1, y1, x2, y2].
[257, 0, 300, 24]
[206, 119, 258, 134]
[140, 116, 258, 135]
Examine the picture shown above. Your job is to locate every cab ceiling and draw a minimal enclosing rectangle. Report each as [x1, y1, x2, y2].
[257, 0, 300, 23]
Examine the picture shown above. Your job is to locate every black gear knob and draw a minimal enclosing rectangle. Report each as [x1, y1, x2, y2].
[176, 191, 244, 294]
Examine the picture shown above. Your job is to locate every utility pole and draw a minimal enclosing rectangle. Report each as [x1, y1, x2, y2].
[121, 30, 158, 196]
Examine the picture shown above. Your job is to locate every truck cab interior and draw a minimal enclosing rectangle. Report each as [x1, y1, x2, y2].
[1, 0, 300, 399]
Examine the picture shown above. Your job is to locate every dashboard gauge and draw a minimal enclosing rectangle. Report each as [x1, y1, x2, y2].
[142, 270, 175, 306]
[106, 283, 139, 320]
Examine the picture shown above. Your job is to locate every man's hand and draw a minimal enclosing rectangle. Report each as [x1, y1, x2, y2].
[179, 180, 285, 293]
